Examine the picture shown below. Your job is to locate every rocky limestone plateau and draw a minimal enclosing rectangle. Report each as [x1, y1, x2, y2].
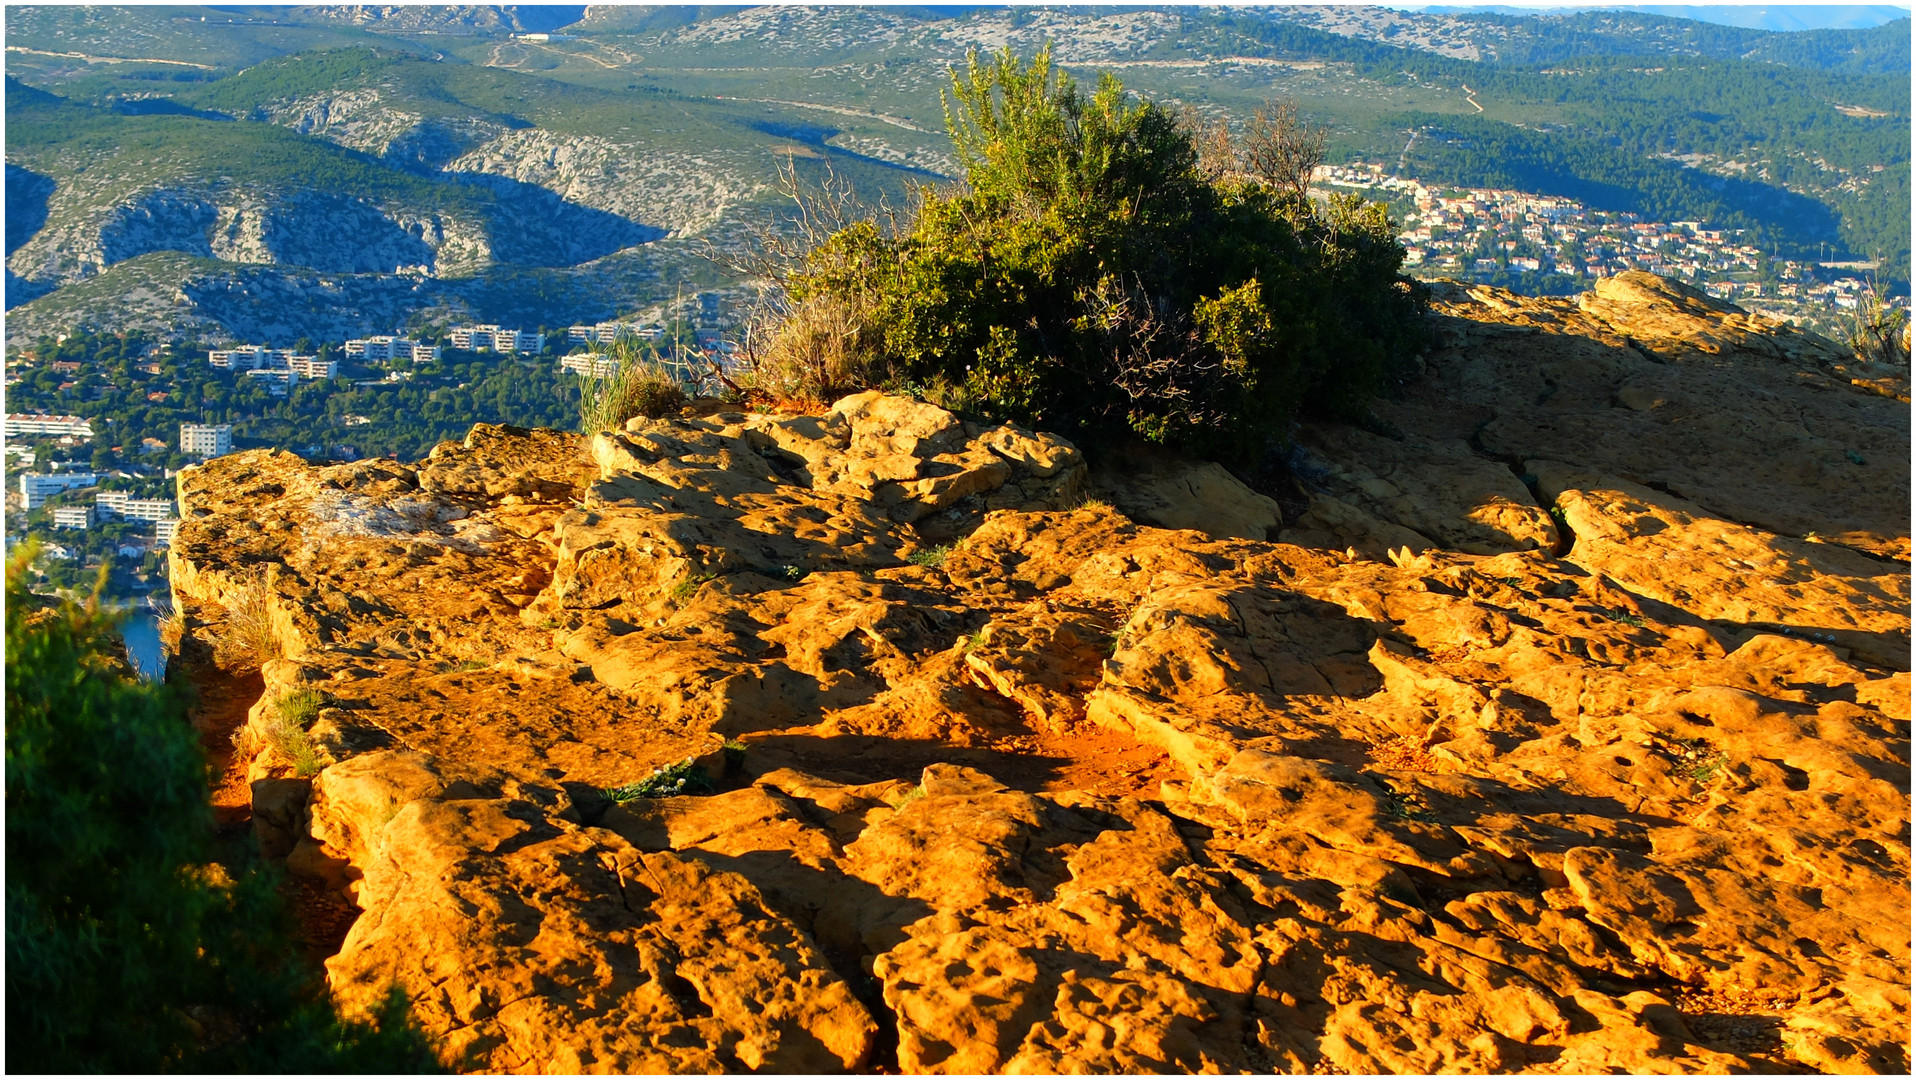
[167, 273, 1910, 1074]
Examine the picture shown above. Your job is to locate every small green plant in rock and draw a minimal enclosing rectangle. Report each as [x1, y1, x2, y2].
[264, 690, 325, 778]
[667, 572, 717, 605]
[604, 758, 715, 802]
[1598, 606, 1648, 629]
[721, 739, 748, 772]
[435, 658, 489, 674]
[962, 624, 991, 653]
[1676, 739, 1732, 784]
[1372, 777, 1435, 823]
[893, 783, 927, 809]
[908, 545, 952, 569]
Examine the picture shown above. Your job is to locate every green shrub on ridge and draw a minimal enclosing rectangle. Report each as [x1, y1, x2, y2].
[760, 47, 1428, 463]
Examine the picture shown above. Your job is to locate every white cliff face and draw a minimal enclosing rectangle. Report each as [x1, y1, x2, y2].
[243, 90, 760, 239]
[257, 91, 515, 172]
[256, 90, 421, 154]
[445, 129, 761, 237]
[8, 182, 501, 287]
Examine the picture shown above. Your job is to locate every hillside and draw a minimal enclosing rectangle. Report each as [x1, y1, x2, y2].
[3, 5, 1906, 344]
[165, 273, 1910, 1073]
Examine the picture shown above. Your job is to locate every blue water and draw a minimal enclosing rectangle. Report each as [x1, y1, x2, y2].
[119, 611, 167, 682]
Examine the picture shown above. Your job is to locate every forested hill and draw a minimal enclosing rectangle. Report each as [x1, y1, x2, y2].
[3, 3, 1906, 347]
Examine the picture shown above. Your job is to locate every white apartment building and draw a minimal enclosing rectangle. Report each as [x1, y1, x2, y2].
[244, 369, 298, 396]
[567, 321, 658, 345]
[53, 505, 94, 530]
[209, 345, 296, 371]
[560, 353, 621, 378]
[96, 491, 178, 523]
[5, 414, 94, 438]
[19, 471, 100, 509]
[154, 519, 180, 546]
[451, 325, 544, 353]
[180, 423, 233, 458]
[287, 355, 339, 379]
[346, 336, 440, 363]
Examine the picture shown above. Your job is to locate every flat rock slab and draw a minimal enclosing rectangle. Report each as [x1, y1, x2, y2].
[168, 282, 1910, 1075]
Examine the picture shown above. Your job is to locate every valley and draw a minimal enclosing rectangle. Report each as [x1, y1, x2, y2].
[3, 4, 1907, 350]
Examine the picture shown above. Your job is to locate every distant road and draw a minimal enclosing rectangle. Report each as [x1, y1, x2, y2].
[715, 97, 934, 134]
[6, 45, 214, 69]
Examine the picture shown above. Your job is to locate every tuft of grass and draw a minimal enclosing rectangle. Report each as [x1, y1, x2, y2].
[1841, 281, 1910, 368]
[721, 738, 748, 772]
[892, 783, 927, 809]
[221, 569, 282, 668]
[577, 338, 689, 434]
[1073, 496, 1116, 513]
[275, 689, 322, 727]
[435, 658, 489, 673]
[1597, 606, 1648, 629]
[237, 689, 325, 777]
[743, 289, 890, 406]
[907, 545, 952, 569]
[604, 758, 715, 802]
[962, 624, 990, 653]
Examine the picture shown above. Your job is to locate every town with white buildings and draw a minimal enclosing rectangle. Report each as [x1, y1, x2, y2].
[1312, 163, 1908, 333]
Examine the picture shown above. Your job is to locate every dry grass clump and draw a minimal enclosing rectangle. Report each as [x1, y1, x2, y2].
[1843, 284, 1911, 368]
[578, 345, 689, 433]
[219, 569, 282, 668]
[745, 291, 889, 407]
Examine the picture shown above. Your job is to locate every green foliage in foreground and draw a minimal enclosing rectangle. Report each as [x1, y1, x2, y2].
[4, 551, 442, 1073]
[604, 758, 716, 802]
[776, 47, 1427, 462]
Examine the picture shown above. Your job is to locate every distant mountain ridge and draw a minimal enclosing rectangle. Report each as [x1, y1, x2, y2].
[1414, 4, 1912, 31]
[3, 4, 1905, 346]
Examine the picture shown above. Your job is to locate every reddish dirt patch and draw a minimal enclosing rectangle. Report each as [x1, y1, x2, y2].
[182, 660, 360, 966]
[1027, 724, 1177, 798]
[1367, 734, 1440, 772]
[279, 875, 362, 966]
[182, 660, 263, 832]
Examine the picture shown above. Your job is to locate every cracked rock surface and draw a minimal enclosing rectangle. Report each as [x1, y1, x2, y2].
[170, 274, 1908, 1073]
